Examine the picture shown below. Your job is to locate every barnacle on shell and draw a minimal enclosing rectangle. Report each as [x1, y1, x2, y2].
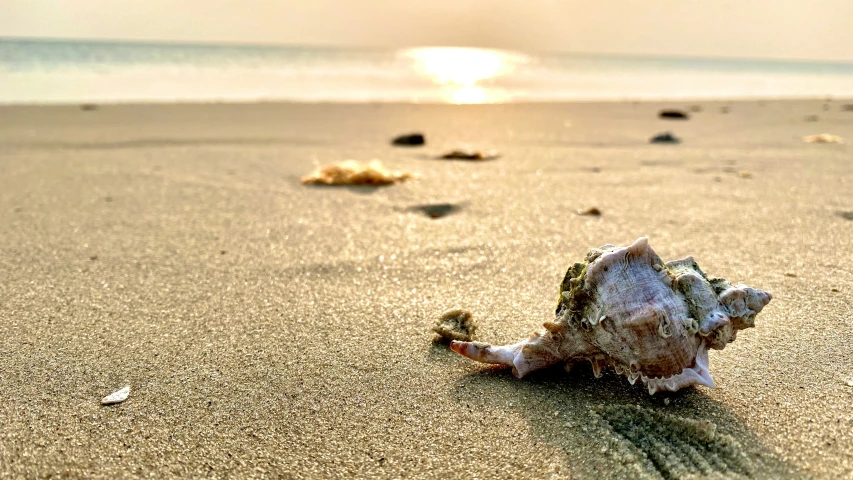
[450, 237, 772, 395]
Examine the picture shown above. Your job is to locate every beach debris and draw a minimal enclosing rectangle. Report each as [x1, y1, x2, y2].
[784, 272, 797, 278]
[832, 288, 841, 293]
[391, 133, 426, 146]
[803, 133, 844, 144]
[80, 104, 98, 111]
[101, 386, 130, 405]
[739, 171, 753, 179]
[804, 115, 819, 122]
[576, 207, 602, 216]
[837, 211, 853, 221]
[658, 110, 689, 120]
[449, 237, 772, 395]
[433, 309, 477, 342]
[841, 104, 853, 111]
[650, 132, 681, 144]
[408, 202, 466, 219]
[846, 378, 853, 387]
[438, 149, 500, 161]
[300, 160, 415, 186]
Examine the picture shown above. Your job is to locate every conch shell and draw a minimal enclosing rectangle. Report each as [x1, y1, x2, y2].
[450, 237, 772, 395]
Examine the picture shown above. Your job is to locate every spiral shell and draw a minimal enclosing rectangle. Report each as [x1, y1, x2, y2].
[450, 237, 772, 395]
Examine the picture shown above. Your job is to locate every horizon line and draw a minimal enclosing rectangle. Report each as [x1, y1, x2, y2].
[4, 35, 853, 67]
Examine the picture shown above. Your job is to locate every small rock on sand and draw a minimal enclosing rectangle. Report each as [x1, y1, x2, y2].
[577, 207, 602, 216]
[650, 132, 681, 144]
[438, 149, 499, 161]
[391, 133, 425, 146]
[803, 133, 844, 144]
[301, 160, 415, 186]
[433, 309, 477, 342]
[658, 110, 689, 120]
[101, 386, 130, 405]
[739, 171, 753, 179]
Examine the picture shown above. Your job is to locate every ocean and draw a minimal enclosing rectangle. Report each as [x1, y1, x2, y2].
[2, 38, 853, 104]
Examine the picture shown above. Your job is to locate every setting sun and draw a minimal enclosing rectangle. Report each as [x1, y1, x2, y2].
[399, 47, 528, 103]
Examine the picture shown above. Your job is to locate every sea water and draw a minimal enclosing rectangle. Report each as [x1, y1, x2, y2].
[2, 38, 853, 104]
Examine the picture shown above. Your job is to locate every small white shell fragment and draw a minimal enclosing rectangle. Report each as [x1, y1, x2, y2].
[101, 386, 130, 405]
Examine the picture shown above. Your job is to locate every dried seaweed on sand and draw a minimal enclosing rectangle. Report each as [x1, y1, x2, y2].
[301, 160, 415, 186]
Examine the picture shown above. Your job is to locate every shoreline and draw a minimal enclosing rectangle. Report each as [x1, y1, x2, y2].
[2, 96, 853, 108]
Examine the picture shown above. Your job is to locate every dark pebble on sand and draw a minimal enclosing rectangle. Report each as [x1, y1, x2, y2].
[80, 104, 98, 111]
[577, 207, 602, 216]
[392, 133, 425, 146]
[650, 132, 681, 144]
[837, 211, 853, 221]
[658, 110, 689, 120]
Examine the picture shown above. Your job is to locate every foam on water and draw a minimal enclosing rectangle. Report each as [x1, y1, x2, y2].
[2, 38, 853, 104]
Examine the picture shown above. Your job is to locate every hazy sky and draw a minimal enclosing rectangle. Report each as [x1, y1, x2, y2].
[3, 0, 853, 61]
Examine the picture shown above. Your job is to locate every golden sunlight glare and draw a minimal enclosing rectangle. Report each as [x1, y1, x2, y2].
[400, 47, 528, 103]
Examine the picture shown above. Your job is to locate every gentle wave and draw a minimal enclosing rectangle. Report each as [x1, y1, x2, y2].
[2, 38, 853, 104]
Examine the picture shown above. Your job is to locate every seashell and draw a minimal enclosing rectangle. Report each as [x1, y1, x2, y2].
[450, 237, 772, 395]
[101, 385, 131, 405]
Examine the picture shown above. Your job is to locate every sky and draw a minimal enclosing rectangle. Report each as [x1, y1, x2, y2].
[3, 0, 853, 62]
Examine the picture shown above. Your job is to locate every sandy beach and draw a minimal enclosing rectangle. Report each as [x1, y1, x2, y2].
[1, 100, 851, 479]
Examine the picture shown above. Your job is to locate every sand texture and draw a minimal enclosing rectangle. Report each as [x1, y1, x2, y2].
[1, 100, 851, 479]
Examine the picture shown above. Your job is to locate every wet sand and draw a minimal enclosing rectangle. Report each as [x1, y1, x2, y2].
[1, 100, 851, 478]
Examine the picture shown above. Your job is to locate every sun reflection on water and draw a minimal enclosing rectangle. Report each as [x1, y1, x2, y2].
[400, 47, 528, 104]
